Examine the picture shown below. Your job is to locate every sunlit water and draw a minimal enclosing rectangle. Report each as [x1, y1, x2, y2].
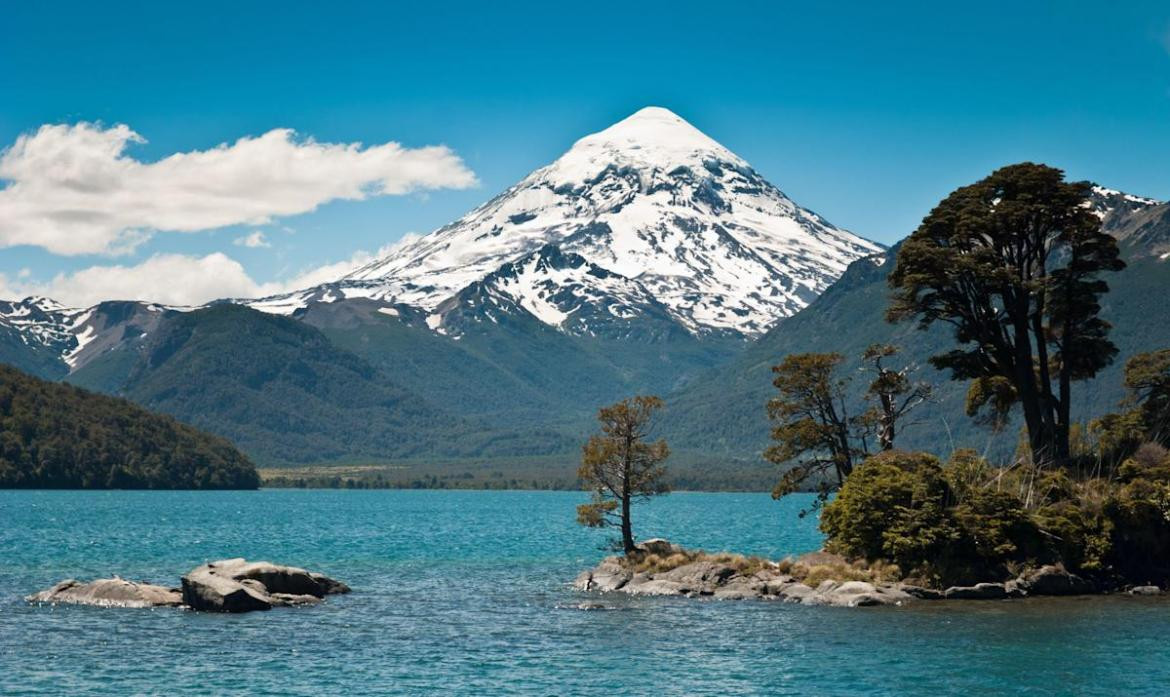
[2, 490, 1168, 695]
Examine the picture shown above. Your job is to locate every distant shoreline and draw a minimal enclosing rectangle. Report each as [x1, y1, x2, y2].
[257, 460, 779, 493]
[0, 485, 786, 494]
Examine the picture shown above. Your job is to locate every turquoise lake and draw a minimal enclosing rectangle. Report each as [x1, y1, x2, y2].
[2, 489, 1169, 695]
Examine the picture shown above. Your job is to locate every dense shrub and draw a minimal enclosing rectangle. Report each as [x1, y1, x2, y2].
[821, 451, 961, 580]
[820, 444, 1170, 586]
[1106, 446, 1170, 583]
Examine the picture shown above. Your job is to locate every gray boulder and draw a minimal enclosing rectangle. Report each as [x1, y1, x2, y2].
[1129, 585, 1162, 596]
[26, 578, 182, 608]
[573, 557, 632, 592]
[636, 538, 675, 556]
[774, 583, 815, 603]
[625, 579, 689, 596]
[655, 561, 737, 589]
[899, 584, 944, 600]
[181, 558, 349, 613]
[310, 572, 352, 595]
[807, 580, 912, 607]
[762, 577, 797, 596]
[182, 563, 273, 612]
[712, 580, 766, 600]
[1013, 565, 1095, 596]
[944, 583, 1009, 600]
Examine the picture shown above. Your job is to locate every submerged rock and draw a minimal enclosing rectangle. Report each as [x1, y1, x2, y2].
[180, 558, 350, 613]
[26, 578, 182, 608]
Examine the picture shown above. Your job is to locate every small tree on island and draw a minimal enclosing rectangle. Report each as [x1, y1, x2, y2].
[765, 353, 864, 500]
[576, 395, 670, 555]
[888, 163, 1125, 467]
[765, 348, 929, 505]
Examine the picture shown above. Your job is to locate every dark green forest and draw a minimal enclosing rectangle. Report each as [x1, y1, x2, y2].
[0, 363, 259, 489]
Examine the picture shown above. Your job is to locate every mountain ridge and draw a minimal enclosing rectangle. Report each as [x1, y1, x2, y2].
[248, 106, 884, 337]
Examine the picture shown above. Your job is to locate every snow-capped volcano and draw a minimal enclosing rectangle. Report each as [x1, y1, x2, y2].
[255, 106, 883, 336]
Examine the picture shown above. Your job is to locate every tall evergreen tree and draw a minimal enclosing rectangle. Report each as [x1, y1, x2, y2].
[888, 163, 1124, 466]
[576, 396, 670, 554]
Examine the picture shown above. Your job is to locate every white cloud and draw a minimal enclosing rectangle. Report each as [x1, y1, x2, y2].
[272, 245, 397, 291]
[0, 254, 266, 307]
[234, 230, 271, 248]
[0, 246, 401, 308]
[0, 123, 478, 256]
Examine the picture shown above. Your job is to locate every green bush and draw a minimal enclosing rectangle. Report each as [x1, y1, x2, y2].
[821, 451, 960, 578]
[822, 450, 1051, 585]
[952, 488, 1043, 569]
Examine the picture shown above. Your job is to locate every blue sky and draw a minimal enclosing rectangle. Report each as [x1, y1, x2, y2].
[2, 0, 1168, 305]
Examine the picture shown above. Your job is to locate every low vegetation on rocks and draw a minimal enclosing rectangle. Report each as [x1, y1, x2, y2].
[821, 442, 1170, 589]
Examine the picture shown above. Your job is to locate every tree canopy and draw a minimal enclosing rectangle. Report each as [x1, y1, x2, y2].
[765, 347, 927, 501]
[577, 395, 670, 553]
[888, 162, 1124, 466]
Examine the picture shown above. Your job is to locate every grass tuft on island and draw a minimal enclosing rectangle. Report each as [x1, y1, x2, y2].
[624, 548, 904, 589]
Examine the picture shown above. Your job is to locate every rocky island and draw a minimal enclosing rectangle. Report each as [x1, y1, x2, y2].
[27, 559, 350, 613]
[574, 540, 1164, 607]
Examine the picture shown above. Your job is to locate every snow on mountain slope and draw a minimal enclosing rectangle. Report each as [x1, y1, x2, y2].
[0, 297, 173, 370]
[257, 106, 884, 336]
[0, 297, 86, 364]
[1089, 185, 1160, 222]
[433, 243, 684, 339]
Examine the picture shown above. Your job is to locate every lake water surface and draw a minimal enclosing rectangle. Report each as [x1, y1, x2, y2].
[2, 489, 1168, 695]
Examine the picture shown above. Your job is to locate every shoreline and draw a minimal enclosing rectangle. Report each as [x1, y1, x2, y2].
[574, 541, 1165, 607]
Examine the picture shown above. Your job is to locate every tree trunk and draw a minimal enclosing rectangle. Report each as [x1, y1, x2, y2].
[620, 489, 634, 554]
[1011, 312, 1051, 465]
[879, 392, 895, 450]
[620, 447, 635, 555]
[1056, 356, 1072, 465]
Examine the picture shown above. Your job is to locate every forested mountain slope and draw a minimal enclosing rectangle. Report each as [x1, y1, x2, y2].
[0, 363, 259, 489]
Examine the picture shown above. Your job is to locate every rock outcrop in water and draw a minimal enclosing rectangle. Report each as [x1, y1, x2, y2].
[27, 559, 349, 613]
[574, 541, 1155, 606]
[574, 555, 912, 607]
[573, 542, 914, 607]
[181, 558, 351, 612]
[25, 578, 183, 608]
